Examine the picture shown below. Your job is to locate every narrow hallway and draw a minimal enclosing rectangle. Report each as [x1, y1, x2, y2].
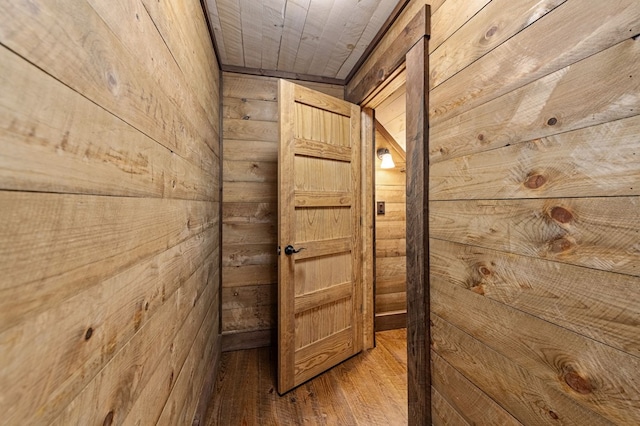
[205, 329, 407, 425]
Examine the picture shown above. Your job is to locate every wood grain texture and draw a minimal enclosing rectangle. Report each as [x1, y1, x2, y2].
[429, 0, 565, 89]
[0, 46, 216, 201]
[430, 0, 640, 126]
[221, 73, 355, 344]
[431, 38, 640, 163]
[0, 0, 218, 173]
[210, 0, 399, 80]
[431, 114, 640, 200]
[347, 0, 431, 101]
[406, 33, 430, 426]
[205, 329, 407, 425]
[430, 197, 640, 277]
[431, 352, 522, 425]
[0, 1, 221, 423]
[431, 314, 614, 426]
[428, 1, 640, 424]
[278, 80, 362, 393]
[361, 107, 375, 349]
[432, 282, 640, 425]
[375, 121, 407, 328]
[431, 238, 640, 358]
[346, 5, 429, 104]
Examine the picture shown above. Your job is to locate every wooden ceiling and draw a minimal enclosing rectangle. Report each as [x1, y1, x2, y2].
[204, 0, 402, 82]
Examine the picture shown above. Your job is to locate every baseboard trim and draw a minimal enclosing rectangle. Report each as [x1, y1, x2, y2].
[375, 311, 407, 331]
[222, 329, 273, 352]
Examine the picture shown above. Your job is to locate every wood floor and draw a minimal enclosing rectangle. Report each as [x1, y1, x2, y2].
[204, 329, 408, 425]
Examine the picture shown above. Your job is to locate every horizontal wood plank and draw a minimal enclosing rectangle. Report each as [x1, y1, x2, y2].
[223, 181, 276, 203]
[430, 238, 640, 357]
[430, 197, 640, 277]
[0, 193, 216, 332]
[222, 222, 276, 244]
[431, 352, 522, 426]
[293, 237, 351, 260]
[47, 253, 218, 425]
[223, 98, 277, 121]
[223, 119, 278, 141]
[222, 243, 276, 267]
[222, 264, 277, 288]
[431, 114, 640, 200]
[0, 0, 217, 174]
[223, 140, 277, 162]
[0, 46, 217, 200]
[295, 138, 352, 162]
[432, 281, 640, 425]
[432, 387, 470, 426]
[429, 0, 564, 88]
[0, 230, 217, 423]
[221, 329, 272, 352]
[224, 160, 277, 183]
[430, 0, 640, 125]
[223, 72, 278, 101]
[295, 191, 352, 207]
[222, 202, 276, 224]
[376, 238, 407, 257]
[430, 39, 640, 163]
[431, 314, 613, 426]
[294, 327, 354, 386]
[295, 282, 352, 314]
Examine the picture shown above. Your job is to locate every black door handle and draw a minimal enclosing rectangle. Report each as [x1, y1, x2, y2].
[284, 245, 305, 255]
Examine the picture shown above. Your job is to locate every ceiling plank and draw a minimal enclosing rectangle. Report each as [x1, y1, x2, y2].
[337, 0, 401, 80]
[321, 0, 380, 78]
[239, 0, 264, 69]
[306, 0, 351, 76]
[261, 0, 286, 70]
[277, 0, 311, 72]
[292, 0, 335, 75]
[215, 0, 244, 66]
[205, 0, 228, 64]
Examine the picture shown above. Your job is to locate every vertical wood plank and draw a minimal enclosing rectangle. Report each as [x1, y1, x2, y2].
[361, 107, 375, 349]
[406, 31, 430, 425]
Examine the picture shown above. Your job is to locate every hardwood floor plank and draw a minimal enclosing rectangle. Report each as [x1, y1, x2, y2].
[205, 329, 407, 425]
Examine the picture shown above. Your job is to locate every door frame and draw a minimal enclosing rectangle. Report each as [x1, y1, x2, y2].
[345, 4, 431, 425]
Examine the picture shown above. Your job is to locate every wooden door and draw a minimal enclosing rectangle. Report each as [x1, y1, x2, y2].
[278, 80, 362, 394]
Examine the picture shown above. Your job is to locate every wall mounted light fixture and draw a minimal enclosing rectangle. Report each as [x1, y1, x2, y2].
[377, 148, 395, 169]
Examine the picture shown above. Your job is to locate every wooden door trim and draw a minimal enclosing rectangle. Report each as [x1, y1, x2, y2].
[346, 4, 431, 425]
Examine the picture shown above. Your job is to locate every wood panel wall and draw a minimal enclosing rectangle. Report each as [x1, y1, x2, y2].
[0, 1, 221, 425]
[428, 0, 640, 424]
[375, 125, 407, 330]
[221, 72, 343, 350]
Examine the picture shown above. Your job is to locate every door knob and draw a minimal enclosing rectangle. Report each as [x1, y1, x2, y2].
[284, 245, 305, 255]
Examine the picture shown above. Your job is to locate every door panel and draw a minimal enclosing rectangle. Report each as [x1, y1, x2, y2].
[278, 80, 362, 394]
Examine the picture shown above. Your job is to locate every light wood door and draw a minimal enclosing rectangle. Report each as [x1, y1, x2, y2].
[278, 80, 362, 394]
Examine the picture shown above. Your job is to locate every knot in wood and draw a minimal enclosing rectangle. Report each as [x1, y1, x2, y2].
[524, 173, 546, 189]
[103, 410, 114, 426]
[547, 117, 558, 126]
[485, 26, 498, 38]
[564, 370, 593, 394]
[550, 206, 573, 224]
[549, 237, 573, 254]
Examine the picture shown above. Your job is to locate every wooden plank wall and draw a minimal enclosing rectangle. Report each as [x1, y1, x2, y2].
[0, 1, 221, 425]
[375, 126, 407, 330]
[221, 72, 343, 350]
[428, 0, 640, 424]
